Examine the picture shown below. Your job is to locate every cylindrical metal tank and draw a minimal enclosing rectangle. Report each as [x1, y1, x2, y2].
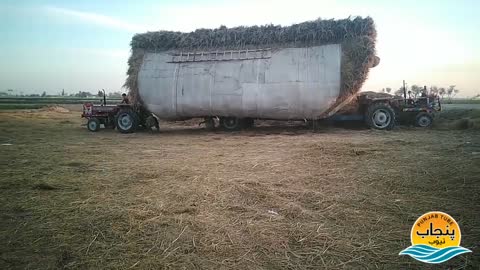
[138, 44, 342, 120]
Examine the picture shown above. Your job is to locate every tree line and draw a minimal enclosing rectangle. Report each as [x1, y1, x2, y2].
[1, 89, 124, 98]
[381, 85, 460, 100]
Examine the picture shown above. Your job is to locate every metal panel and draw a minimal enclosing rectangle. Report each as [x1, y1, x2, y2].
[138, 44, 342, 120]
[176, 63, 211, 116]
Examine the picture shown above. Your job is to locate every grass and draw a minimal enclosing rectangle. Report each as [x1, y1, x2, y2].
[0, 97, 121, 110]
[435, 107, 480, 130]
[0, 103, 46, 110]
[442, 99, 480, 104]
[0, 109, 479, 269]
[0, 97, 121, 105]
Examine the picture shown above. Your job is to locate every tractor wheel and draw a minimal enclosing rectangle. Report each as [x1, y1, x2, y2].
[415, 113, 433, 127]
[115, 109, 138, 134]
[204, 117, 216, 131]
[87, 118, 100, 132]
[220, 117, 242, 131]
[365, 103, 395, 130]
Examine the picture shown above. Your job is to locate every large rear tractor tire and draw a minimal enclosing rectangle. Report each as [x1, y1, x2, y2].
[220, 117, 242, 131]
[365, 103, 395, 130]
[115, 109, 138, 134]
[87, 118, 100, 132]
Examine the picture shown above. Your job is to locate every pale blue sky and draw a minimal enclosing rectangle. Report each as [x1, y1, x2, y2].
[1, 0, 479, 96]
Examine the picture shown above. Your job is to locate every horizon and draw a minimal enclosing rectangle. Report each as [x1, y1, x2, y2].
[1, 0, 479, 97]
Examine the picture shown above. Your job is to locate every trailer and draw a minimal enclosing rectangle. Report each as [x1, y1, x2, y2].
[118, 17, 382, 132]
[82, 18, 438, 133]
[125, 44, 385, 132]
[81, 87, 440, 133]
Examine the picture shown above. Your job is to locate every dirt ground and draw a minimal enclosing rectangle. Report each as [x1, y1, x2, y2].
[0, 108, 479, 269]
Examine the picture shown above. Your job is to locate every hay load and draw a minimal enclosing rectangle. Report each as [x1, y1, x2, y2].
[125, 17, 378, 120]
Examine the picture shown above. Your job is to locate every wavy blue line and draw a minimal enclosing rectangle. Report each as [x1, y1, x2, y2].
[409, 244, 439, 251]
[425, 248, 472, 264]
[399, 245, 472, 264]
[416, 247, 466, 260]
[399, 245, 439, 256]
[399, 250, 433, 257]
[400, 247, 438, 254]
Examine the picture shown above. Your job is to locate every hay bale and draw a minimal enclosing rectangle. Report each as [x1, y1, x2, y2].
[125, 17, 377, 105]
[47, 106, 70, 113]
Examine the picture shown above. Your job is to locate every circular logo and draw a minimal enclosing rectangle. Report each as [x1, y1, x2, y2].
[400, 211, 471, 264]
[411, 211, 460, 248]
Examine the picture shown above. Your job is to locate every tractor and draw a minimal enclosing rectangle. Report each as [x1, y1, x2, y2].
[81, 90, 158, 133]
[327, 83, 441, 129]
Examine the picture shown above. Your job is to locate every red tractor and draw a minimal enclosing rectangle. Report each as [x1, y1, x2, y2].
[81, 91, 158, 133]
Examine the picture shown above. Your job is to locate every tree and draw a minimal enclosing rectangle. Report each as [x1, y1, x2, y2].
[75, 91, 92, 98]
[98, 90, 104, 97]
[385, 87, 392, 94]
[41, 91, 47, 97]
[410, 85, 422, 98]
[429, 86, 439, 95]
[394, 87, 405, 96]
[61, 89, 65, 96]
[2, 89, 14, 96]
[446, 85, 459, 100]
[108, 91, 122, 98]
[438, 87, 446, 99]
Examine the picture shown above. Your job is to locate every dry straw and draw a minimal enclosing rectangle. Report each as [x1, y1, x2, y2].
[125, 17, 377, 106]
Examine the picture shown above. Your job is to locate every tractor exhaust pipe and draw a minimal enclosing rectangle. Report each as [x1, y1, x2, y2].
[102, 89, 106, 106]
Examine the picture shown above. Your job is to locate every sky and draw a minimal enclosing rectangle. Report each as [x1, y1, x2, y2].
[1, 0, 479, 97]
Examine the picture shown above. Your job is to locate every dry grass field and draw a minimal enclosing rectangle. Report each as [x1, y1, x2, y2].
[0, 108, 479, 269]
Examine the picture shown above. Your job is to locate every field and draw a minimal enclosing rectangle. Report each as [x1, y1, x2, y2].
[0, 97, 122, 110]
[0, 107, 479, 269]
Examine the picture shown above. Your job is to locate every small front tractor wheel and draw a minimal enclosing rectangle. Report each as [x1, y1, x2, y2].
[220, 117, 242, 131]
[365, 103, 396, 130]
[115, 109, 138, 134]
[87, 118, 100, 132]
[415, 113, 433, 127]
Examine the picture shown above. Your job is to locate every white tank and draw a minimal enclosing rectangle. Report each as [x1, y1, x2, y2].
[138, 44, 341, 120]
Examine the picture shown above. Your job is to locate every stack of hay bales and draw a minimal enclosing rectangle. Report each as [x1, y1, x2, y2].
[125, 17, 377, 105]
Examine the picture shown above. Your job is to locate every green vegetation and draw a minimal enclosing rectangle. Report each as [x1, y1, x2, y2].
[442, 98, 480, 104]
[0, 104, 46, 110]
[0, 97, 122, 110]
